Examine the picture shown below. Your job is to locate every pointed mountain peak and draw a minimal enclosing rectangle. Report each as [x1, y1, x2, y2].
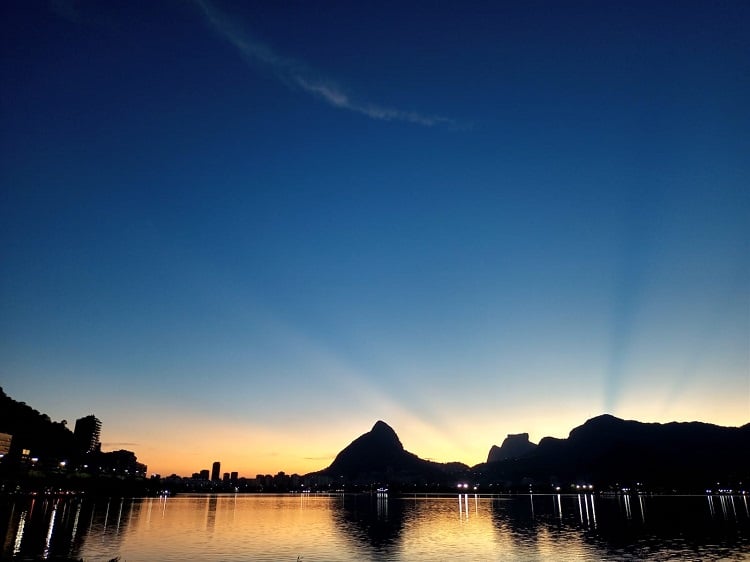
[367, 420, 403, 449]
[319, 421, 407, 478]
[372, 420, 395, 434]
[315, 420, 467, 482]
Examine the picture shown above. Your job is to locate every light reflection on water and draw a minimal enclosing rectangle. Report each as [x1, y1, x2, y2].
[1, 493, 749, 561]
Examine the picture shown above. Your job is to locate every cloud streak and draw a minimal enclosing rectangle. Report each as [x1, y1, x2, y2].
[194, 0, 455, 127]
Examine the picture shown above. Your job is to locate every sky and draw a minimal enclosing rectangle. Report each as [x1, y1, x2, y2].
[1, 0, 748, 478]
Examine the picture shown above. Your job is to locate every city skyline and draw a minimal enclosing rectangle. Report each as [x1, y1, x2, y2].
[2, 390, 748, 479]
[2, 1, 748, 477]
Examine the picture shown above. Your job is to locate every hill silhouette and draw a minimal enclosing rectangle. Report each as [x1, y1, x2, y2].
[477, 414, 750, 490]
[487, 433, 537, 463]
[313, 420, 468, 484]
[0, 386, 75, 460]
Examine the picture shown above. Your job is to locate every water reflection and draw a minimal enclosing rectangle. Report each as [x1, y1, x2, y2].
[707, 493, 743, 521]
[457, 493, 478, 521]
[1, 494, 748, 560]
[0, 496, 138, 560]
[332, 493, 405, 558]
[205, 494, 218, 533]
[42, 501, 57, 558]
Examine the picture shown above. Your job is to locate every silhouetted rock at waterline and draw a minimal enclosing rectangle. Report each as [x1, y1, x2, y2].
[487, 432, 537, 463]
[476, 414, 750, 489]
[313, 420, 468, 484]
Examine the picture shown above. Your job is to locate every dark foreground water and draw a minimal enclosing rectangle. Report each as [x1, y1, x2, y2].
[1, 493, 749, 561]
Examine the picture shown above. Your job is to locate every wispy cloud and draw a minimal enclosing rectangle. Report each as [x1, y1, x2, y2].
[194, 0, 456, 127]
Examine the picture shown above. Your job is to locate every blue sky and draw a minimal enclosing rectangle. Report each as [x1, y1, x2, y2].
[1, 0, 748, 476]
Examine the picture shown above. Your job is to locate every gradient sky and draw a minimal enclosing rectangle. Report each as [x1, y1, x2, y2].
[1, 0, 748, 478]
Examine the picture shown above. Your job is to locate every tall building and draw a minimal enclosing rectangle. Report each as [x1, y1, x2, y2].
[0, 432, 12, 459]
[74, 415, 101, 454]
[211, 461, 221, 481]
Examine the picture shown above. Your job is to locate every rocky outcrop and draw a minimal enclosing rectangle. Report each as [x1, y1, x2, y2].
[487, 432, 537, 463]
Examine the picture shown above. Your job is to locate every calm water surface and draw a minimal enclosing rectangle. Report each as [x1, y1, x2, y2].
[2, 493, 749, 561]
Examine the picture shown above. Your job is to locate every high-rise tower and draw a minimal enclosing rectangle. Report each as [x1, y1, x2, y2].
[74, 415, 101, 454]
[211, 461, 221, 481]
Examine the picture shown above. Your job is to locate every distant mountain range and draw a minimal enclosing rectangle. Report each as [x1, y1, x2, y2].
[311, 415, 750, 491]
[2, 386, 747, 491]
[475, 414, 750, 490]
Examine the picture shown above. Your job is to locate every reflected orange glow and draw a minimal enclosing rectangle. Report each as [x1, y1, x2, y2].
[110, 495, 353, 561]
[7, 493, 749, 560]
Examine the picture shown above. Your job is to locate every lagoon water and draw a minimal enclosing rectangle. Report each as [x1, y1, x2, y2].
[2, 493, 749, 561]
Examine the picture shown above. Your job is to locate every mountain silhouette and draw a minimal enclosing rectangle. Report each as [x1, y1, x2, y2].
[487, 433, 537, 463]
[477, 414, 750, 490]
[4, 383, 746, 492]
[314, 420, 468, 484]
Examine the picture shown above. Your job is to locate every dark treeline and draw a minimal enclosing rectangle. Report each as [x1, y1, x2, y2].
[0, 387, 151, 496]
[0, 387, 74, 461]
